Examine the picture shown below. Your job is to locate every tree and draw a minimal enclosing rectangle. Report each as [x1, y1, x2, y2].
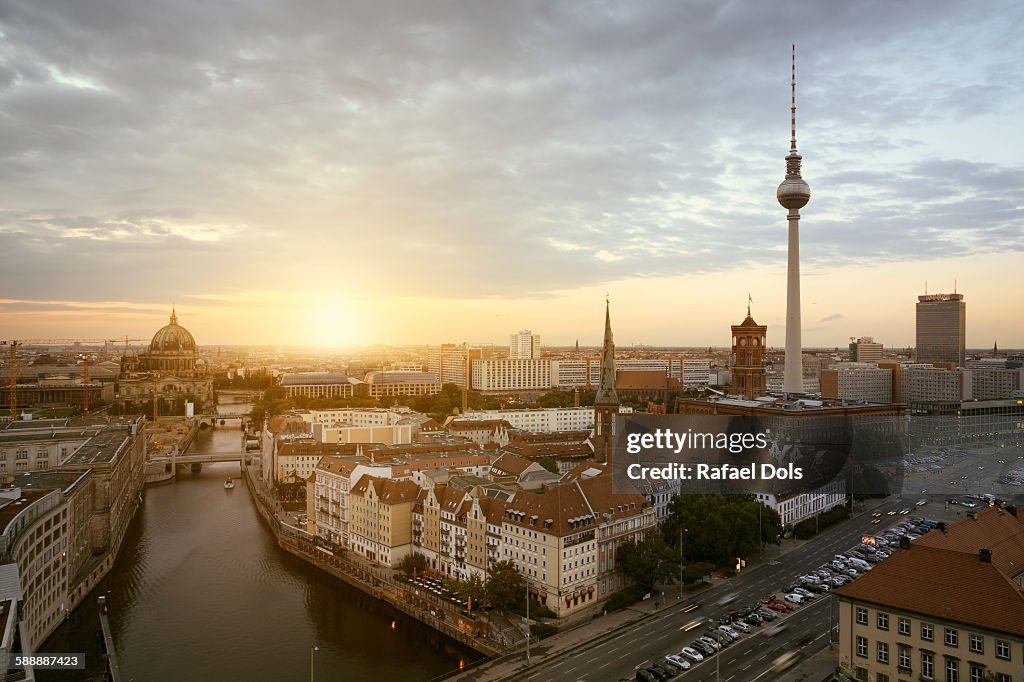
[396, 552, 428, 578]
[662, 494, 782, 567]
[485, 560, 525, 611]
[618, 532, 679, 591]
[537, 456, 560, 474]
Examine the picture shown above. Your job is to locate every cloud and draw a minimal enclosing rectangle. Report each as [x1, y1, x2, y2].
[820, 313, 845, 323]
[0, 0, 1021, 307]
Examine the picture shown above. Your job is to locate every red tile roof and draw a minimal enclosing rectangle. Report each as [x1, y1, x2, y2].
[836, 509, 1024, 636]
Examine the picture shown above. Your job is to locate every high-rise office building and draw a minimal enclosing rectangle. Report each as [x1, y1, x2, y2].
[508, 330, 541, 359]
[916, 293, 966, 367]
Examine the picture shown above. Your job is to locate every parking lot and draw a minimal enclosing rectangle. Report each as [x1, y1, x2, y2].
[623, 510, 943, 682]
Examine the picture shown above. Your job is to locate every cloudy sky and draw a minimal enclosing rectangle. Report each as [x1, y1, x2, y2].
[1, 1, 1022, 348]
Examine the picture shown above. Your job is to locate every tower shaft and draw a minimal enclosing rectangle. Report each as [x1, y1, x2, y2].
[784, 208, 803, 394]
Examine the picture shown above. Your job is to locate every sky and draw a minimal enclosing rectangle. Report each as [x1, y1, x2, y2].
[1, 1, 1022, 349]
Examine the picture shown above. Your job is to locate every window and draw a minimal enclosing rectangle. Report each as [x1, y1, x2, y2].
[857, 636, 868, 658]
[969, 634, 983, 653]
[855, 667, 868, 682]
[996, 674, 1011, 682]
[877, 674, 889, 682]
[856, 606, 869, 625]
[922, 623, 935, 641]
[995, 640, 1010, 660]
[969, 665, 983, 682]
[877, 641, 889, 664]
[922, 652, 934, 680]
[898, 645, 911, 671]
[945, 628, 958, 647]
[878, 612, 890, 630]
[945, 658, 959, 682]
[898, 616, 911, 635]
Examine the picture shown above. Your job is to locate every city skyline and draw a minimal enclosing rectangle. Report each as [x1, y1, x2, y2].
[2, 1, 1022, 347]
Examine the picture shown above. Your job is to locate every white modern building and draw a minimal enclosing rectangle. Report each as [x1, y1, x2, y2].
[449, 406, 636, 432]
[471, 358, 555, 393]
[509, 330, 541, 359]
[755, 478, 846, 527]
[820, 364, 893, 403]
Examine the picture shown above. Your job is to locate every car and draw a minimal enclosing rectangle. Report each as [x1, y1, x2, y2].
[756, 607, 777, 620]
[690, 641, 714, 656]
[887, 510, 897, 516]
[844, 568, 860, 578]
[834, 554, 848, 562]
[636, 671, 656, 682]
[664, 655, 691, 672]
[716, 592, 738, 606]
[831, 560, 847, 571]
[718, 624, 739, 638]
[706, 630, 732, 646]
[783, 593, 804, 605]
[743, 614, 762, 627]
[771, 651, 800, 673]
[872, 511, 881, 517]
[765, 622, 790, 637]
[766, 601, 789, 613]
[731, 620, 752, 633]
[899, 508, 911, 515]
[644, 668, 667, 681]
[651, 663, 677, 679]
[698, 635, 721, 651]
[871, 518, 881, 524]
[916, 499, 928, 506]
[876, 550, 890, 559]
[680, 646, 704, 662]
[811, 582, 832, 593]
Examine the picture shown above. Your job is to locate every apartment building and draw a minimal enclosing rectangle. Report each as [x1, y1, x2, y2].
[348, 476, 419, 567]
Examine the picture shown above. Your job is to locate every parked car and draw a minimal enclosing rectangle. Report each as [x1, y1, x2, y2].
[636, 670, 656, 682]
[784, 593, 804, 605]
[697, 636, 720, 651]
[718, 624, 739, 639]
[680, 646, 704, 662]
[664, 655, 691, 671]
[690, 641, 714, 657]
[756, 607, 778, 620]
[731, 620, 752, 633]
[651, 663, 677, 679]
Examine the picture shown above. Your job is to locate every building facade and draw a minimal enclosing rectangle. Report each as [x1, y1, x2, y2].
[916, 293, 967, 367]
[509, 331, 542, 359]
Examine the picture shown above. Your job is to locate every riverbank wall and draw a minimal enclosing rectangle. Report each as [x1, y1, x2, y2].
[240, 461, 504, 657]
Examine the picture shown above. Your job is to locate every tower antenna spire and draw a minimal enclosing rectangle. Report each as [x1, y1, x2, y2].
[790, 43, 797, 152]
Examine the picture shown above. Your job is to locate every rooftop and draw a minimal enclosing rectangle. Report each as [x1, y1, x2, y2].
[62, 423, 136, 466]
[836, 506, 1024, 636]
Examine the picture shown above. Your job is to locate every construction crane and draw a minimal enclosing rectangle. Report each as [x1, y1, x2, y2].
[3, 337, 144, 418]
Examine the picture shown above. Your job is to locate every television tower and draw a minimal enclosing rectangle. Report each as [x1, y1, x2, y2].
[777, 44, 811, 394]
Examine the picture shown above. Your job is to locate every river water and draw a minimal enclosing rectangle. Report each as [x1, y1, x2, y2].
[40, 399, 478, 681]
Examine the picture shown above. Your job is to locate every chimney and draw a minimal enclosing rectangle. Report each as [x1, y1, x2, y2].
[979, 549, 992, 564]
[937, 522, 947, 533]
[899, 536, 910, 550]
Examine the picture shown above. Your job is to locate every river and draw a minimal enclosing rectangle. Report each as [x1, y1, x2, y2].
[40, 399, 479, 681]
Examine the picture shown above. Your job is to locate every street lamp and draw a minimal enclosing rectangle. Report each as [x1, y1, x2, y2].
[678, 527, 688, 599]
[310, 644, 319, 682]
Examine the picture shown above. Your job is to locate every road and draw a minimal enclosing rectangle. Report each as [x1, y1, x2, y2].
[509, 497, 925, 682]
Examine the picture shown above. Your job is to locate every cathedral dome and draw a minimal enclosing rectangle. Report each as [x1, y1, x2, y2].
[150, 308, 197, 352]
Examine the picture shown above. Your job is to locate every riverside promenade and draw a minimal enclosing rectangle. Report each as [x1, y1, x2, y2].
[240, 459, 506, 657]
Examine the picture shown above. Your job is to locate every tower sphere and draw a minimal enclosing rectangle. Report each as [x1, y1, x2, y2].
[777, 155, 811, 209]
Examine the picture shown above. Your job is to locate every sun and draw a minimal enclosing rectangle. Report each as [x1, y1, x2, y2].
[304, 296, 365, 348]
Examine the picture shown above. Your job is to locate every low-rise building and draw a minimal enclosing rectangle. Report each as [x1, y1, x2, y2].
[363, 371, 441, 398]
[280, 372, 366, 399]
[836, 506, 1024, 682]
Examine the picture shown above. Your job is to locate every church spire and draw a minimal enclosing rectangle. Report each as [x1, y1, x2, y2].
[594, 296, 618, 406]
[170, 305, 178, 325]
